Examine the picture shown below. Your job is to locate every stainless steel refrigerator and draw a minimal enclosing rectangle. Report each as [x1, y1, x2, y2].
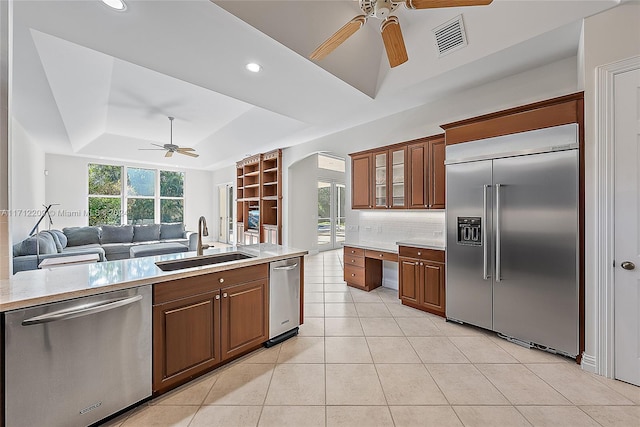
[445, 124, 579, 357]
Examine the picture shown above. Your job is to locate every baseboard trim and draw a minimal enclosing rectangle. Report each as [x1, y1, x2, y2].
[581, 352, 597, 374]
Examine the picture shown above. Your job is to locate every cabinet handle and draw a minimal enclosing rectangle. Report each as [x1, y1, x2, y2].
[420, 262, 424, 266]
[379, 254, 383, 257]
[219, 278, 224, 283]
[223, 292, 228, 298]
[215, 295, 220, 300]
[351, 250, 355, 254]
[417, 251, 421, 256]
[351, 273, 355, 277]
[351, 259, 355, 263]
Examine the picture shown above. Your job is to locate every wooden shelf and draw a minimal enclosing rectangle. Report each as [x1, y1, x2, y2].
[262, 181, 278, 186]
[262, 167, 278, 173]
[244, 183, 260, 189]
[261, 196, 279, 201]
[244, 170, 260, 177]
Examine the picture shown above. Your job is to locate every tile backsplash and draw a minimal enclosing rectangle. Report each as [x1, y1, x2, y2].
[346, 210, 446, 246]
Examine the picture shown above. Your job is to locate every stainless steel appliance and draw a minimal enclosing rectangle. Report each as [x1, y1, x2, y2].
[266, 258, 301, 346]
[4, 286, 152, 427]
[446, 124, 579, 357]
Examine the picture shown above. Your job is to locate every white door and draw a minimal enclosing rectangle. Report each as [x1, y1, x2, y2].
[218, 184, 233, 244]
[614, 68, 640, 386]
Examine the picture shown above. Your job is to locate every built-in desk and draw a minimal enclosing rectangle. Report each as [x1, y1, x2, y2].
[343, 244, 398, 291]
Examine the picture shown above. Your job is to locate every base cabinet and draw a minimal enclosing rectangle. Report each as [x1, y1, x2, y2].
[398, 246, 445, 317]
[153, 265, 268, 393]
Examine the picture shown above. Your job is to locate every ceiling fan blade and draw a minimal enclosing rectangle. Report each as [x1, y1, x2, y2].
[177, 150, 199, 158]
[139, 148, 166, 151]
[165, 150, 174, 158]
[150, 143, 166, 148]
[176, 147, 196, 152]
[381, 17, 408, 68]
[310, 15, 367, 61]
[406, 0, 492, 10]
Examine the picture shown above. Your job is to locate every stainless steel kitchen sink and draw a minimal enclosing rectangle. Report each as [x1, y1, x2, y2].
[155, 252, 254, 271]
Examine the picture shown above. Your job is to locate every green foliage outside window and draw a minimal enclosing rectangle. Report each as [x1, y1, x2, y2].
[88, 197, 121, 226]
[127, 199, 155, 225]
[89, 164, 121, 195]
[160, 171, 184, 197]
[161, 199, 184, 223]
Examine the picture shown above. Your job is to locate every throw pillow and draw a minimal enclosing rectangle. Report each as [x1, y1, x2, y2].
[17, 232, 57, 255]
[160, 223, 185, 240]
[49, 229, 68, 249]
[101, 225, 134, 244]
[63, 226, 101, 246]
[133, 224, 161, 242]
[47, 230, 64, 252]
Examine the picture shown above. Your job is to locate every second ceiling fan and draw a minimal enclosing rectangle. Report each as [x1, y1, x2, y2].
[310, 0, 493, 68]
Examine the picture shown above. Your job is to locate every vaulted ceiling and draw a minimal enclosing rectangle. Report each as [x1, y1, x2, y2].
[11, 0, 619, 170]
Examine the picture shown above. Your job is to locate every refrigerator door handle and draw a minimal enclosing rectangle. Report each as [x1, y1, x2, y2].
[483, 184, 491, 280]
[495, 183, 502, 282]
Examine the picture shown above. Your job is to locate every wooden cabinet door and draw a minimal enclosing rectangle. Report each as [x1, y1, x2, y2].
[221, 279, 268, 360]
[408, 142, 427, 208]
[153, 291, 221, 393]
[389, 147, 407, 208]
[420, 261, 445, 316]
[351, 153, 372, 209]
[399, 257, 419, 305]
[373, 150, 388, 209]
[428, 137, 446, 209]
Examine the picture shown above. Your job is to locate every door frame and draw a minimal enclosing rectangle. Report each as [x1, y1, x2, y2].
[592, 55, 640, 378]
[217, 182, 234, 244]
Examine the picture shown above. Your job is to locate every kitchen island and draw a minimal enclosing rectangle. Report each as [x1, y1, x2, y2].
[0, 244, 307, 427]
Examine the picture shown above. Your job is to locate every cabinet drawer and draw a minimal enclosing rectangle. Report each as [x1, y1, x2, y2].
[365, 250, 398, 262]
[344, 264, 365, 286]
[154, 264, 269, 304]
[344, 246, 365, 257]
[344, 256, 365, 267]
[398, 246, 444, 263]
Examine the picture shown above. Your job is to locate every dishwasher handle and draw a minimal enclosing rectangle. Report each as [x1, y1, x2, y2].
[22, 294, 143, 326]
[272, 263, 299, 271]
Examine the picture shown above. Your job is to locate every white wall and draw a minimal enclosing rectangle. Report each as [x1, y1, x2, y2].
[10, 118, 45, 242]
[582, 3, 640, 373]
[45, 153, 213, 232]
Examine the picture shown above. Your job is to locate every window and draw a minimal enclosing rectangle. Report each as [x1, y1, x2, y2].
[88, 164, 185, 226]
[160, 171, 184, 223]
[318, 154, 345, 172]
[127, 168, 155, 225]
[88, 164, 122, 226]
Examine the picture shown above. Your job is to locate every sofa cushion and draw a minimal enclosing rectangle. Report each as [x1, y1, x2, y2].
[101, 243, 135, 261]
[133, 224, 160, 242]
[160, 223, 185, 240]
[15, 232, 58, 256]
[101, 225, 134, 244]
[49, 230, 68, 250]
[63, 226, 101, 246]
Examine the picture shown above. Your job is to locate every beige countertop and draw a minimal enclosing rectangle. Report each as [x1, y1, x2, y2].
[0, 244, 307, 312]
[396, 240, 446, 251]
[343, 239, 446, 253]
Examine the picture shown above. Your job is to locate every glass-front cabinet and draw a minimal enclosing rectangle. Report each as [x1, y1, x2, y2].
[373, 147, 406, 209]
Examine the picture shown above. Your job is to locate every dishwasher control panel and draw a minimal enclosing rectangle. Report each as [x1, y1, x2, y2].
[457, 217, 482, 246]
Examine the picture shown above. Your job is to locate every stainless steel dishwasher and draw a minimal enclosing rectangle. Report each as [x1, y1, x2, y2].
[4, 285, 152, 427]
[266, 257, 301, 347]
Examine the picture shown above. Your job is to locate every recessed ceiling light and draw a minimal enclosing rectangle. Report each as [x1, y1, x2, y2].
[102, 0, 127, 11]
[245, 63, 262, 73]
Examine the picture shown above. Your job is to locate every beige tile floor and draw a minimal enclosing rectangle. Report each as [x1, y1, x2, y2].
[105, 250, 640, 427]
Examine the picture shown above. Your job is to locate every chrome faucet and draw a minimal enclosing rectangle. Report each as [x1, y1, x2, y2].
[197, 216, 210, 256]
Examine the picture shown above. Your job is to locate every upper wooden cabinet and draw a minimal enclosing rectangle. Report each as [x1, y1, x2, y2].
[350, 134, 443, 210]
[372, 147, 407, 209]
[351, 153, 373, 209]
[408, 135, 445, 209]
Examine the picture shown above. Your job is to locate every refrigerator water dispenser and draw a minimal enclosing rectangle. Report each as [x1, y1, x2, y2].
[457, 217, 482, 246]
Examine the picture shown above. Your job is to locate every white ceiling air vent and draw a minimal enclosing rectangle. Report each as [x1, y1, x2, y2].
[433, 15, 467, 57]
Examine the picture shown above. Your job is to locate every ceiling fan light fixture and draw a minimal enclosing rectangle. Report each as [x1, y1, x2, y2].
[101, 0, 127, 11]
[245, 62, 262, 73]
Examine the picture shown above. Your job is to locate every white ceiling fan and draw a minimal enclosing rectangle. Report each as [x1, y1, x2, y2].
[140, 116, 199, 158]
[310, 0, 493, 68]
